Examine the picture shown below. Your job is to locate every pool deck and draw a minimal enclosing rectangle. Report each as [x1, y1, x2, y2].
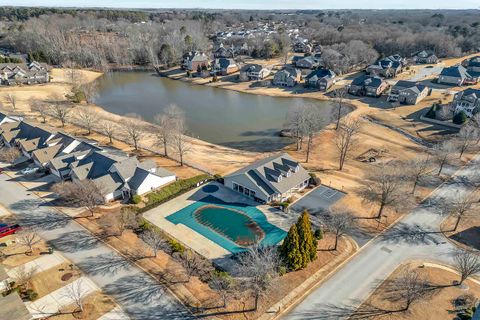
[143, 182, 296, 261]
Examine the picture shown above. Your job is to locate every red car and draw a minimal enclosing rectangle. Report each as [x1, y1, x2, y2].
[0, 224, 21, 239]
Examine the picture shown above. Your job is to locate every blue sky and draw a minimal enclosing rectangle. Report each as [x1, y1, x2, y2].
[2, 0, 480, 9]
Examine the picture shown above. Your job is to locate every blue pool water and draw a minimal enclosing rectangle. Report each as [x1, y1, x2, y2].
[166, 195, 287, 253]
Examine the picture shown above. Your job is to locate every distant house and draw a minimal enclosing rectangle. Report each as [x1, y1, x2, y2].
[438, 65, 478, 86]
[305, 68, 336, 91]
[224, 153, 311, 203]
[182, 51, 209, 72]
[295, 56, 319, 69]
[214, 44, 235, 59]
[462, 56, 480, 73]
[348, 75, 389, 97]
[239, 64, 271, 81]
[212, 58, 239, 75]
[0, 61, 49, 86]
[411, 50, 438, 64]
[452, 88, 480, 118]
[293, 42, 312, 54]
[273, 67, 302, 87]
[366, 55, 405, 78]
[388, 81, 429, 105]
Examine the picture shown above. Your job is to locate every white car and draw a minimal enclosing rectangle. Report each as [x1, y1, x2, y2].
[20, 167, 38, 175]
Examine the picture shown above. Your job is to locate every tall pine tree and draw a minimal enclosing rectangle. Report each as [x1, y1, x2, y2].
[296, 210, 317, 267]
[280, 224, 303, 271]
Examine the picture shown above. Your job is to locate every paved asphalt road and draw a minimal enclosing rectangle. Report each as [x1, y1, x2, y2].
[0, 173, 193, 320]
[284, 155, 480, 319]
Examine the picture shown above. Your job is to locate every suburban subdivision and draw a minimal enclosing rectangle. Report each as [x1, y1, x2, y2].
[0, 4, 480, 320]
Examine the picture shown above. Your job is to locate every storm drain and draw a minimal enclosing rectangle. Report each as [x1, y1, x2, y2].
[381, 246, 392, 253]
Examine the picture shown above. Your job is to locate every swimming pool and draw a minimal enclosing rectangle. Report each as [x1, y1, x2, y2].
[166, 195, 287, 253]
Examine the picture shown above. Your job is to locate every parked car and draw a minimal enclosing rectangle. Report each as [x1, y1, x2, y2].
[0, 224, 21, 238]
[20, 167, 38, 175]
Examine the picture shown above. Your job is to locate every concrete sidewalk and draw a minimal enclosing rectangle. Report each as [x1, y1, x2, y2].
[26, 276, 98, 319]
[98, 306, 131, 320]
[6, 252, 66, 278]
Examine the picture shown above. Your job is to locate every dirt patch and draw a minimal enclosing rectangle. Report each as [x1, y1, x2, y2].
[359, 262, 480, 320]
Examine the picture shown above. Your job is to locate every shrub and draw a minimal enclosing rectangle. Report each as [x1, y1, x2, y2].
[309, 173, 320, 186]
[453, 111, 468, 124]
[141, 174, 211, 212]
[131, 195, 142, 204]
[169, 239, 185, 254]
[25, 289, 38, 301]
[424, 105, 437, 119]
[314, 228, 324, 240]
[278, 265, 287, 276]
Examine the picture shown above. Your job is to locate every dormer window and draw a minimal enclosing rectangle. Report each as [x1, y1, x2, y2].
[277, 175, 282, 182]
[295, 165, 300, 173]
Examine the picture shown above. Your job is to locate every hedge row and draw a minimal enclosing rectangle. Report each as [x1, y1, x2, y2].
[136, 174, 211, 213]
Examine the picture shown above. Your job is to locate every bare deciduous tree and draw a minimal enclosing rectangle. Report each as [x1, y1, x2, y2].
[141, 229, 168, 257]
[12, 265, 36, 290]
[285, 105, 307, 151]
[51, 180, 105, 217]
[446, 192, 476, 232]
[99, 120, 116, 144]
[30, 99, 49, 123]
[76, 108, 98, 135]
[456, 127, 477, 158]
[334, 118, 361, 171]
[303, 105, 324, 163]
[121, 113, 145, 150]
[386, 269, 434, 312]
[360, 163, 408, 219]
[432, 140, 456, 176]
[236, 245, 280, 311]
[63, 279, 88, 314]
[153, 104, 184, 157]
[453, 249, 480, 286]
[332, 88, 348, 130]
[403, 156, 434, 194]
[17, 231, 41, 255]
[170, 120, 191, 167]
[209, 272, 235, 308]
[0, 147, 20, 163]
[49, 102, 72, 127]
[323, 207, 356, 250]
[80, 81, 99, 104]
[176, 251, 204, 281]
[4, 93, 17, 110]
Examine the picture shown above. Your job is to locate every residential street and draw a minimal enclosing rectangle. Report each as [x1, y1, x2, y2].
[283, 155, 480, 319]
[0, 173, 193, 320]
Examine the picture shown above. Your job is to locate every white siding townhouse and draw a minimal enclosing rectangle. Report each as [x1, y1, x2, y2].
[452, 88, 480, 119]
[224, 153, 311, 203]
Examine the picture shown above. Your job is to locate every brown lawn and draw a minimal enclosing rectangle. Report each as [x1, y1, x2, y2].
[30, 262, 82, 299]
[1, 235, 49, 268]
[51, 291, 117, 320]
[359, 262, 480, 320]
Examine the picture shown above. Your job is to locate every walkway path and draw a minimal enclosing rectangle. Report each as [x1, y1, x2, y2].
[283, 154, 480, 319]
[6, 252, 65, 278]
[0, 173, 193, 320]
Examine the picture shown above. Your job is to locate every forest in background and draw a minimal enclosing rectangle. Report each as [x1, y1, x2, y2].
[0, 7, 479, 72]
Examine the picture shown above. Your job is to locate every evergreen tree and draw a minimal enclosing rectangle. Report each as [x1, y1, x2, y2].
[296, 210, 317, 267]
[280, 224, 303, 271]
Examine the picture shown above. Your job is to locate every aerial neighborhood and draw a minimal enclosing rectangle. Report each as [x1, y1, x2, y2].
[0, 6, 480, 320]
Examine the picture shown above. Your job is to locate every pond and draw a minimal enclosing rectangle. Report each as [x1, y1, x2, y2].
[94, 71, 341, 151]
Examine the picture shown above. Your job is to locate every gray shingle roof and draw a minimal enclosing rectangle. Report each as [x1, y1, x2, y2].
[440, 65, 471, 79]
[226, 153, 310, 196]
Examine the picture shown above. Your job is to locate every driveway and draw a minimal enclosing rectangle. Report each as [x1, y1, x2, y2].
[0, 173, 192, 320]
[283, 155, 480, 319]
